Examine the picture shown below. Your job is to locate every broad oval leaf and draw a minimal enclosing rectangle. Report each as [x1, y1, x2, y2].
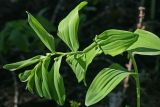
[27, 12, 55, 53]
[66, 42, 102, 82]
[3, 55, 43, 71]
[85, 64, 131, 106]
[57, 1, 87, 51]
[95, 29, 138, 56]
[127, 29, 160, 55]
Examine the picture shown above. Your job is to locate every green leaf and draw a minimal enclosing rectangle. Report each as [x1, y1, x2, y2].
[19, 70, 32, 82]
[53, 56, 66, 105]
[27, 12, 55, 53]
[41, 56, 52, 99]
[17, 55, 65, 105]
[34, 62, 43, 97]
[84, 42, 102, 66]
[127, 29, 160, 55]
[26, 69, 35, 93]
[95, 29, 138, 56]
[67, 54, 86, 82]
[85, 64, 131, 106]
[57, 1, 87, 51]
[109, 63, 128, 71]
[21, 63, 42, 94]
[48, 61, 57, 101]
[3, 55, 43, 71]
[66, 42, 102, 82]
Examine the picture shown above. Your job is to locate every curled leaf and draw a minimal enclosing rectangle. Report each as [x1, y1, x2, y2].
[95, 29, 138, 56]
[53, 56, 66, 105]
[57, 1, 87, 51]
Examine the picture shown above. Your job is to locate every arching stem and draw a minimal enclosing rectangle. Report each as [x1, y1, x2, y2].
[129, 51, 141, 107]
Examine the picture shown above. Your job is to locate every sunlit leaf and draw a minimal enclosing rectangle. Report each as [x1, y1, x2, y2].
[3, 55, 43, 71]
[53, 56, 66, 105]
[27, 12, 55, 53]
[85, 64, 131, 106]
[66, 42, 102, 82]
[95, 29, 138, 56]
[67, 53, 86, 82]
[127, 29, 160, 55]
[84, 42, 102, 66]
[57, 1, 87, 51]
[41, 56, 52, 99]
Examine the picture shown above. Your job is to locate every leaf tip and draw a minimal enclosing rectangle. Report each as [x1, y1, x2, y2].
[26, 11, 31, 17]
[82, 1, 88, 5]
[78, 1, 88, 10]
[85, 100, 90, 107]
[26, 11, 29, 14]
[2, 65, 14, 71]
[2, 64, 10, 71]
[26, 11, 32, 20]
[3, 65, 7, 69]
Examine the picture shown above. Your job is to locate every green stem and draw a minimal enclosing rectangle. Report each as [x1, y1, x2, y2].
[83, 42, 97, 52]
[47, 51, 85, 57]
[129, 51, 141, 107]
[46, 41, 98, 59]
[47, 41, 98, 57]
[56, 51, 84, 55]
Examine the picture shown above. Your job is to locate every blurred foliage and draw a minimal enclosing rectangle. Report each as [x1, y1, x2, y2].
[70, 100, 81, 107]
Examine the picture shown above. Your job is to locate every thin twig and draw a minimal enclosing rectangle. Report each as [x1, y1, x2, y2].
[137, 6, 145, 29]
[11, 72, 19, 107]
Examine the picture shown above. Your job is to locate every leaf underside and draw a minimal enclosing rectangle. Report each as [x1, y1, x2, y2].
[127, 29, 160, 55]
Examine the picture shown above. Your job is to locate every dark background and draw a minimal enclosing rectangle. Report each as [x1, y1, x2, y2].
[0, 0, 160, 107]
